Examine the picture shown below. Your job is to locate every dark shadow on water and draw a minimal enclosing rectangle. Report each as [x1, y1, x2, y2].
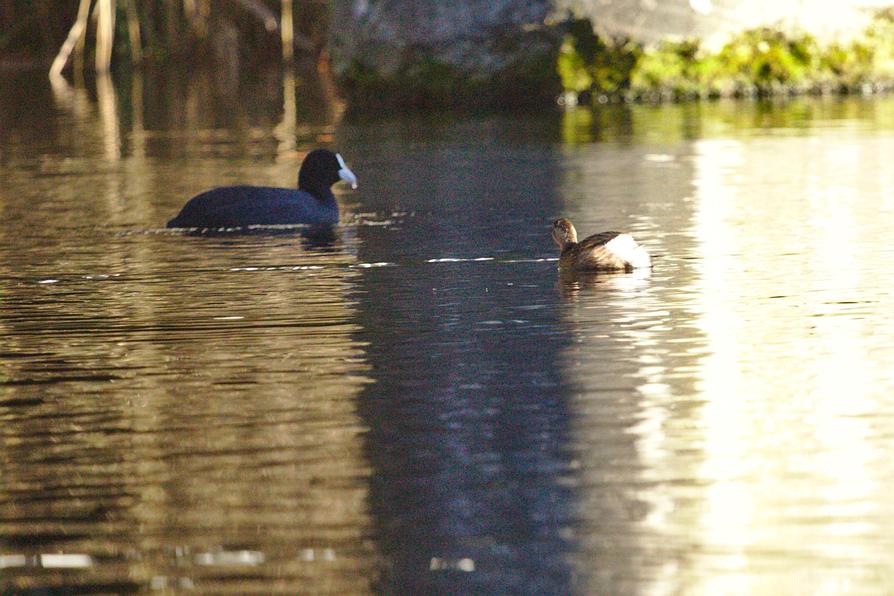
[348, 139, 577, 593]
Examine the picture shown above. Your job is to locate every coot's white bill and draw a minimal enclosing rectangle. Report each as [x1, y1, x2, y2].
[336, 153, 358, 189]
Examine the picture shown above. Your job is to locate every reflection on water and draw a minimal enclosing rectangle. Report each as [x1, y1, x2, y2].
[3, 67, 894, 593]
[556, 107, 894, 593]
[345, 141, 575, 593]
[686, 133, 894, 593]
[0, 230, 379, 592]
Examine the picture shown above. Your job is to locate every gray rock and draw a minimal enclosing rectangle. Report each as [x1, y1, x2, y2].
[330, 0, 553, 76]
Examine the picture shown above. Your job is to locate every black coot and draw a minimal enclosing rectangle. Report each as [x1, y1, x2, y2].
[166, 149, 357, 228]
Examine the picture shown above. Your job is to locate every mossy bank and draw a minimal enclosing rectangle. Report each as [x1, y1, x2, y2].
[333, 8, 894, 111]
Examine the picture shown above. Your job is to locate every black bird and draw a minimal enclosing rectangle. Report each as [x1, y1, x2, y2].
[166, 149, 357, 229]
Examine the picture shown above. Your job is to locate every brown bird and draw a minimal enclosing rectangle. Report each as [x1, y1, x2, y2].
[552, 217, 651, 272]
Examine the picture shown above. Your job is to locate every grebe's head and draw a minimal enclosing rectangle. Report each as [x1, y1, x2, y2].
[552, 217, 578, 249]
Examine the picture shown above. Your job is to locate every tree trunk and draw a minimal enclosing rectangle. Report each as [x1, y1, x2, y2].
[282, 0, 294, 63]
[95, 0, 116, 73]
[125, 0, 143, 64]
[49, 0, 93, 80]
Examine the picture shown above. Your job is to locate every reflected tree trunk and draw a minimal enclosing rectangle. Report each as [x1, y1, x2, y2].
[96, 73, 122, 161]
[275, 69, 297, 159]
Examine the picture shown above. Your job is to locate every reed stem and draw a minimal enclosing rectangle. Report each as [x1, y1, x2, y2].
[281, 0, 294, 64]
[125, 0, 143, 64]
[49, 0, 93, 80]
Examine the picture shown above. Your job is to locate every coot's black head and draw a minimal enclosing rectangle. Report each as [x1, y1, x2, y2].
[298, 149, 358, 200]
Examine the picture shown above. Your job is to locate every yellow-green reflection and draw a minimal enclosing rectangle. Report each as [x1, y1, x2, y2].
[560, 97, 894, 147]
[133, 247, 378, 593]
[0, 236, 381, 593]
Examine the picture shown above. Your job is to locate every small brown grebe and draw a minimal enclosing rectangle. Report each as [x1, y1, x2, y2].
[552, 217, 651, 272]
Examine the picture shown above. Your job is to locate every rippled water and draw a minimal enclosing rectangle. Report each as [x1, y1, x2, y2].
[2, 68, 894, 594]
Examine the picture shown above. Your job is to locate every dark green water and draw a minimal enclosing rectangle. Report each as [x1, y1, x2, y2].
[2, 67, 894, 594]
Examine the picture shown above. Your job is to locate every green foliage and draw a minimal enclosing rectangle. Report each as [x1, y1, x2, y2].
[556, 20, 641, 97]
[632, 39, 708, 98]
[820, 40, 874, 87]
[864, 8, 894, 78]
[564, 11, 894, 103]
[715, 28, 819, 91]
[558, 36, 593, 93]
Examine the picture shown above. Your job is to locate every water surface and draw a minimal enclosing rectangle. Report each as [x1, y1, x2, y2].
[2, 68, 894, 593]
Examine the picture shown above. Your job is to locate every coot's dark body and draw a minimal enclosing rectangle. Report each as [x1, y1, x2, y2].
[166, 186, 338, 228]
[166, 149, 356, 229]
